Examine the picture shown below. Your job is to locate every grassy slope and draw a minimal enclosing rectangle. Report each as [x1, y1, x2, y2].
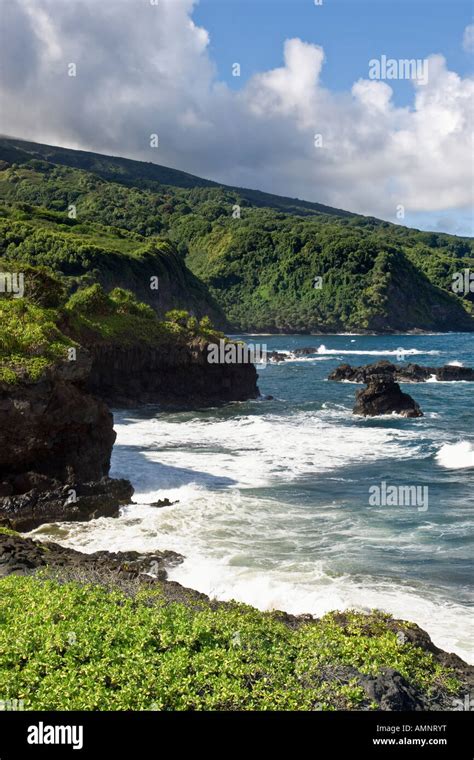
[0, 202, 225, 325]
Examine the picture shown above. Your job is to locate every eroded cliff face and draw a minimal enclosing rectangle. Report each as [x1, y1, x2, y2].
[0, 354, 115, 496]
[85, 341, 259, 407]
[0, 339, 259, 527]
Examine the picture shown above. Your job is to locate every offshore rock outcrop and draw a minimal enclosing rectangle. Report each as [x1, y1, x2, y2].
[329, 360, 474, 383]
[327, 360, 469, 416]
[352, 370, 424, 418]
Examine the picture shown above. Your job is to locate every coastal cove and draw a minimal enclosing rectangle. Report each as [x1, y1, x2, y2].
[29, 332, 474, 665]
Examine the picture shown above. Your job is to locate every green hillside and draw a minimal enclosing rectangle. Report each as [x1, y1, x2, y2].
[0, 136, 472, 333]
[0, 261, 222, 386]
[0, 137, 355, 217]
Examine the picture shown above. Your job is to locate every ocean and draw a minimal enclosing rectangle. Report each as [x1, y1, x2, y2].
[29, 333, 474, 662]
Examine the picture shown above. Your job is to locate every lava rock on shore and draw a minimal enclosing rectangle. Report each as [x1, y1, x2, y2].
[0, 361, 116, 489]
[0, 531, 182, 582]
[0, 477, 134, 532]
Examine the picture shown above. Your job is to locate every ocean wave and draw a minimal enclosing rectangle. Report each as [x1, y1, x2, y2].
[276, 356, 336, 363]
[313, 345, 441, 357]
[108, 410, 421, 490]
[435, 441, 474, 470]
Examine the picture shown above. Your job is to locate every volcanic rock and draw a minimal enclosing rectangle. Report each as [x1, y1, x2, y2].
[0, 477, 134, 532]
[329, 361, 474, 383]
[353, 375, 423, 417]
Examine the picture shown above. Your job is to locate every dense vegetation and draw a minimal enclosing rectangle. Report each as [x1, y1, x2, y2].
[0, 200, 225, 326]
[0, 262, 222, 385]
[0, 574, 460, 710]
[0, 136, 472, 333]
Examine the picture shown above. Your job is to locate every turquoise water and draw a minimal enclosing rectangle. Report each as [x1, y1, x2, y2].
[30, 333, 474, 661]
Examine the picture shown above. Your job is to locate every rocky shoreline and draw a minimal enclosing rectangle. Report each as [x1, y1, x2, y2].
[1, 339, 472, 711]
[0, 333, 259, 527]
[1, 529, 472, 711]
[0, 478, 133, 532]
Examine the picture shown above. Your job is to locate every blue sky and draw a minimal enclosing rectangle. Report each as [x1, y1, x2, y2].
[193, 0, 474, 234]
[195, 0, 473, 106]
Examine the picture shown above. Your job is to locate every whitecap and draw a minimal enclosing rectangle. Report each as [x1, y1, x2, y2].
[315, 345, 440, 357]
[435, 441, 474, 470]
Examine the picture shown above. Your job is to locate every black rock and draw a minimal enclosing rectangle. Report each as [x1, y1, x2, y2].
[353, 375, 423, 418]
[358, 668, 426, 711]
[0, 477, 134, 532]
[267, 351, 288, 363]
[329, 361, 474, 384]
[148, 498, 177, 508]
[293, 347, 318, 356]
[0, 532, 183, 583]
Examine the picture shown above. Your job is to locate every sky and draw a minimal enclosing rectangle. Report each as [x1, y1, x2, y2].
[0, 0, 473, 235]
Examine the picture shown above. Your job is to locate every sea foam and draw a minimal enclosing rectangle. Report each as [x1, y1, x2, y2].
[436, 441, 474, 470]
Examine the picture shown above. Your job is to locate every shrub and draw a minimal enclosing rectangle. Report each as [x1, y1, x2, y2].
[164, 309, 190, 327]
[66, 284, 113, 316]
[0, 260, 66, 308]
[109, 288, 155, 319]
[0, 576, 460, 711]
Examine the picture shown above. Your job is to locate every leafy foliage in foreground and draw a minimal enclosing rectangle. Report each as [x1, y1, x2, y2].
[0, 576, 459, 711]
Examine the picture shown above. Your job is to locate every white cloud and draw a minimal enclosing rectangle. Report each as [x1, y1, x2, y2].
[463, 23, 474, 53]
[0, 0, 472, 230]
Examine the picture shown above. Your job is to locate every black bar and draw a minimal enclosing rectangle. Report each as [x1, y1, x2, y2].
[0, 710, 471, 758]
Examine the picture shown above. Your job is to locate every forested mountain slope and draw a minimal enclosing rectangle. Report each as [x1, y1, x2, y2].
[0, 137, 472, 333]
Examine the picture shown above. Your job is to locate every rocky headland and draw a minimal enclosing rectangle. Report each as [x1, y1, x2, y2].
[0, 269, 259, 529]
